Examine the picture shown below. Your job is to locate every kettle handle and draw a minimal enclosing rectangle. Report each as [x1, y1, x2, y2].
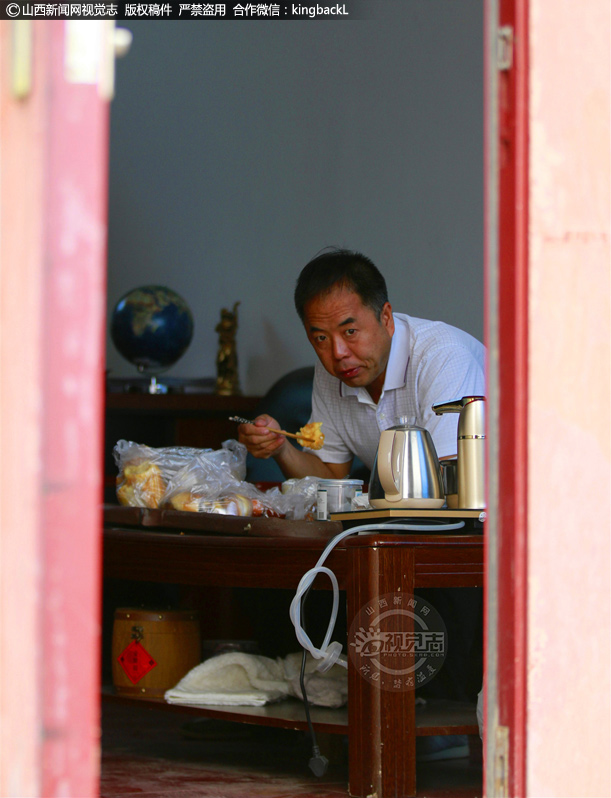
[376, 431, 402, 499]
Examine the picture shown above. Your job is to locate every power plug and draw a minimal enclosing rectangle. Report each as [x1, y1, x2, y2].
[309, 747, 329, 777]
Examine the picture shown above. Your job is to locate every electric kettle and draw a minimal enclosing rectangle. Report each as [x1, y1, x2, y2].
[369, 421, 445, 509]
[432, 396, 486, 509]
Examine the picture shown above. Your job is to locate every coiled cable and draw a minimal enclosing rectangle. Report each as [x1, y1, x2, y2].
[289, 520, 465, 672]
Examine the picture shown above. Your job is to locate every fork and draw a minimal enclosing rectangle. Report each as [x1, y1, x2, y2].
[228, 416, 314, 442]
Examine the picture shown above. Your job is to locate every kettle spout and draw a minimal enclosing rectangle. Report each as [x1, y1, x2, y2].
[432, 399, 463, 415]
[432, 396, 485, 415]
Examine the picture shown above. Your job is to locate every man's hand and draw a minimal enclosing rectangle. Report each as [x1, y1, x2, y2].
[237, 413, 352, 480]
[237, 414, 285, 460]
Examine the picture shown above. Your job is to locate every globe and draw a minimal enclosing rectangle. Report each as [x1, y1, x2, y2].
[110, 285, 194, 373]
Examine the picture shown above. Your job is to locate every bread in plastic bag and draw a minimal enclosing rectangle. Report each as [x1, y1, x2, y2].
[165, 477, 320, 520]
[166, 478, 320, 520]
[113, 439, 245, 509]
[114, 439, 321, 520]
[161, 446, 286, 517]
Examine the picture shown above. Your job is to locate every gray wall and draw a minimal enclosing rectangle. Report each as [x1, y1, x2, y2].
[106, 1, 483, 396]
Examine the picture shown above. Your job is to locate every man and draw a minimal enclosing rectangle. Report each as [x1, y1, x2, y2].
[240, 250, 485, 761]
[239, 248, 485, 474]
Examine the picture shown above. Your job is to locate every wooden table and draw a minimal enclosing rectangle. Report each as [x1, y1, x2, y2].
[103, 507, 484, 797]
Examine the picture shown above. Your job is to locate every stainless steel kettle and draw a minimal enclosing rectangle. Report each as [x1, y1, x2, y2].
[432, 396, 486, 509]
[369, 421, 445, 509]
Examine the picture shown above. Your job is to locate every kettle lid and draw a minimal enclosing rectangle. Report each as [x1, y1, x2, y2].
[387, 416, 425, 431]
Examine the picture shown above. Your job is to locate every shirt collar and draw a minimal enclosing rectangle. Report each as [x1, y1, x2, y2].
[339, 314, 410, 402]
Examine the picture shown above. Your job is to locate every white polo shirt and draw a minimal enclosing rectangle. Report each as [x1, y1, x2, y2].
[308, 313, 485, 469]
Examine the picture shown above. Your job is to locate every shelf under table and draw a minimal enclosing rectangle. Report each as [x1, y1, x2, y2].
[103, 519, 484, 797]
[102, 687, 478, 738]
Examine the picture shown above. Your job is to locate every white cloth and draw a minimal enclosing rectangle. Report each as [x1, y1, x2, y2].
[164, 651, 348, 708]
[164, 652, 289, 707]
[309, 313, 485, 467]
[283, 652, 348, 709]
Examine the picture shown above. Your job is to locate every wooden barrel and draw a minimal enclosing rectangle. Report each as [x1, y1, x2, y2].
[112, 608, 201, 698]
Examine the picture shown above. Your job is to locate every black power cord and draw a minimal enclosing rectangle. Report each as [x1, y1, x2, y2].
[299, 586, 329, 778]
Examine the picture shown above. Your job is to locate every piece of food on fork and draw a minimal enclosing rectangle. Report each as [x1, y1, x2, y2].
[228, 415, 323, 448]
[297, 421, 324, 450]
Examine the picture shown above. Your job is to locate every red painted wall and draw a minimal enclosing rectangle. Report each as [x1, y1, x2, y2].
[526, 2, 610, 795]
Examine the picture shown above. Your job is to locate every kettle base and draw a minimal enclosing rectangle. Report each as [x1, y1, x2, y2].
[369, 497, 445, 510]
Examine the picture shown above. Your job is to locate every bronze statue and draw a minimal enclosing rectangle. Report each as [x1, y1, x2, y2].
[215, 301, 241, 395]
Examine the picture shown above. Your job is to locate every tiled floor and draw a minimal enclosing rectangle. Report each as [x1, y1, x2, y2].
[101, 701, 483, 798]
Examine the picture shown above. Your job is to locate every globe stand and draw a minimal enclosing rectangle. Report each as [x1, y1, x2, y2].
[137, 365, 169, 395]
[147, 375, 167, 395]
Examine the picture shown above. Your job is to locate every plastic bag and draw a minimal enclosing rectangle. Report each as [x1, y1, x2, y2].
[158, 450, 321, 519]
[163, 451, 285, 517]
[113, 439, 245, 509]
[114, 439, 322, 520]
[279, 477, 320, 521]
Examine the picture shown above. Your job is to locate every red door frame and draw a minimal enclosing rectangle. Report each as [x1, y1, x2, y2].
[41, 23, 110, 797]
[483, 0, 529, 795]
[0, 21, 110, 797]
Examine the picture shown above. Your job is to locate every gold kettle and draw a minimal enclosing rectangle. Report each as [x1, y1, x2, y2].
[432, 396, 486, 509]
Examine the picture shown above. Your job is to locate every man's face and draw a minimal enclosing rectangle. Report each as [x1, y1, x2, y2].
[303, 286, 395, 398]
